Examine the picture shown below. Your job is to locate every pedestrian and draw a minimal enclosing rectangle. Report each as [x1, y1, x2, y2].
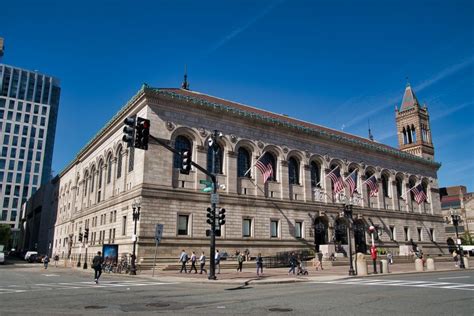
[43, 255, 50, 269]
[199, 252, 207, 275]
[92, 251, 104, 284]
[54, 253, 59, 267]
[215, 249, 221, 274]
[453, 250, 459, 267]
[237, 251, 244, 272]
[288, 252, 297, 275]
[387, 251, 393, 265]
[179, 249, 188, 273]
[189, 251, 198, 273]
[256, 253, 263, 276]
[244, 248, 250, 261]
[316, 252, 324, 270]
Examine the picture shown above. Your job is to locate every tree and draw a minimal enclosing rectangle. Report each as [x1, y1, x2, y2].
[0, 224, 12, 247]
[462, 231, 473, 245]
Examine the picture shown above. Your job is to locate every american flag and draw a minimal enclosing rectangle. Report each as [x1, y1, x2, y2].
[412, 184, 427, 204]
[345, 170, 358, 197]
[327, 166, 345, 194]
[256, 154, 273, 183]
[365, 175, 378, 197]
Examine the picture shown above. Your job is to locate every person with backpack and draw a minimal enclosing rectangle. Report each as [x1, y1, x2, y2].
[92, 251, 104, 284]
[237, 251, 244, 272]
[256, 253, 264, 276]
[189, 251, 198, 273]
[179, 249, 188, 273]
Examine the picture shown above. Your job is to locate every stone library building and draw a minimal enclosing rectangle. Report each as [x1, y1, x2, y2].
[50, 80, 445, 264]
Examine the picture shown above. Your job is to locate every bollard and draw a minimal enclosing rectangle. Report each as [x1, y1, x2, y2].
[415, 258, 424, 272]
[463, 257, 469, 269]
[426, 258, 435, 271]
[355, 252, 368, 276]
[380, 259, 389, 274]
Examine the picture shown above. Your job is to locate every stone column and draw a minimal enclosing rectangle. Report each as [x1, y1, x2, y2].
[280, 160, 289, 200]
[360, 175, 368, 208]
[227, 151, 238, 194]
[391, 180, 398, 211]
[123, 149, 129, 192]
[304, 164, 312, 202]
[324, 168, 332, 204]
[405, 184, 412, 213]
[110, 157, 117, 197]
[376, 177, 383, 209]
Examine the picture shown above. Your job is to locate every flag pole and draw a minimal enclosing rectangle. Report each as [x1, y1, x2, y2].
[343, 169, 357, 181]
[401, 182, 419, 199]
[242, 151, 266, 177]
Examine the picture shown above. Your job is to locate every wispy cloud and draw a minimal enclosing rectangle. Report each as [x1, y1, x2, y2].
[343, 56, 474, 130]
[431, 101, 474, 121]
[206, 0, 284, 54]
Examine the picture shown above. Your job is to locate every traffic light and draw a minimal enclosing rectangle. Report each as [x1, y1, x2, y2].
[122, 117, 136, 148]
[218, 208, 226, 226]
[135, 117, 150, 150]
[78, 232, 83, 242]
[84, 228, 89, 240]
[180, 149, 192, 174]
[206, 207, 214, 225]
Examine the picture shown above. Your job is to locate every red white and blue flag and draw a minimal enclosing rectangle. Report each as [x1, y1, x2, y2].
[256, 154, 273, 183]
[412, 184, 427, 204]
[327, 166, 345, 194]
[345, 170, 358, 197]
[364, 175, 378, 197]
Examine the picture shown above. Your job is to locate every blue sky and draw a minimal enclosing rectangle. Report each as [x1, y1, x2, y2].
[1, 0, 473, 190]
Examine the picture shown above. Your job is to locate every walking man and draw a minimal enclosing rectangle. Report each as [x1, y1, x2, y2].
[189, 251, 198, 273]
[92, 251, 104, 284]
[179, 249, 188, 273]
[288, 252, 297, 275]
[237, 251, 244, 272]
[43, 255, 50, 269]
[215, 249, 221, 274]
[199, 252, 207, 275]
[256, 253, 263, 276]
[315, 251, 324, 270]
[53, 253, 59, 267]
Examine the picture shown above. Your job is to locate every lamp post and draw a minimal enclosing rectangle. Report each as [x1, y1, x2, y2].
[450, 211, 465, 269]
[368, 225, 377, 274]
[130, 199, 141, 275]
[343, 204, 356, 276]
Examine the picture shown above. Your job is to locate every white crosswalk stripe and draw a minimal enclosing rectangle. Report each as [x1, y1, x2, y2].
[0, 280, 176, 295]
[312, 278, 474, 291]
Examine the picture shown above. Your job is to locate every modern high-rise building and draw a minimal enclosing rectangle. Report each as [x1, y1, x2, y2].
[0, 63, 60, 229]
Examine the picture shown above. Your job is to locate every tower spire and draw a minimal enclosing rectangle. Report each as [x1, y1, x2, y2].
[181, 65, 189, 90]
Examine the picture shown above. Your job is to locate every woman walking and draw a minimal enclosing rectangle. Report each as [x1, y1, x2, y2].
[256, 253, 263, 276]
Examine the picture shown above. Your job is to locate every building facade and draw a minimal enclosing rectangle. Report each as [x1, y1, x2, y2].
[52, 83, 445, 263]
[0, 64, 60, 230]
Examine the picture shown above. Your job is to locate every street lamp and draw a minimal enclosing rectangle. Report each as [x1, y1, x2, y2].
[450, 210, 465, 269]
[130, 199, 141, 275]
[343, 204, 356, 276]
[368, 225, 378, 274]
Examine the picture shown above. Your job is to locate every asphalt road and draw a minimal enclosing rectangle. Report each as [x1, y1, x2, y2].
[0, 261, 473, 315]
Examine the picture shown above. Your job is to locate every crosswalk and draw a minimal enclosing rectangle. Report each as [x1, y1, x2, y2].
[0, 280, 176, 295]
[312, 278, 474, 291]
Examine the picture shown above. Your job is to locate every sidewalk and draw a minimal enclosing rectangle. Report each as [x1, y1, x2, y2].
[133, 260, 471, 285]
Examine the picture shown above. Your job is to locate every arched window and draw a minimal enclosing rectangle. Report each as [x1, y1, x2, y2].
[382, 174, 389, 197]
[402, 128, 407, 144]
[207, 143, 223, 174]
[106, 155, 112, 184]
[411, 125, 416, 142]
[237, 147, 251, 178]
[116, 147, 123, 179]
[90, 167, 96, 193]
[173, 135, 192, 168]
[407, 125, 412, 143]
[310, 161, 321, 187]
[98, 161, 104, 190]
[83, 171, 89, 195]
[288, 157, 300, 185]
[258, 152, 277, 181]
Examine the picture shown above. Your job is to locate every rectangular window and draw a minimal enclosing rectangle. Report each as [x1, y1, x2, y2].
[270, 220, 279, 238]
[122, 216, 127, 235]
[429, 228, 435, 241]
[390, 226, 395, 241]
[177, 214, 189, 235]
[243, 218, 252, 237]
[417, 227, 422, 241]
[295, 221, 303, 238]
[404, 226, 409, 241]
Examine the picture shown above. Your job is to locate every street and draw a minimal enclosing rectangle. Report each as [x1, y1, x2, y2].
[0, 262, 473, 315]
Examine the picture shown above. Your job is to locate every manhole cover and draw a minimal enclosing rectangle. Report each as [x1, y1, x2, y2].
[268, 308, 293, 312]
[84, 305, 107, 310]
[146, 303, 171, 308]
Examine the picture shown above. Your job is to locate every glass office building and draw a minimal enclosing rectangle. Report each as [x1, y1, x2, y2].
[0, 64, 60, 228]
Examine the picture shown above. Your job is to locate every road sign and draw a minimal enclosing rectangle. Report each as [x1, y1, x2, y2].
[155, 224, 164, 244]
[211, 193, 219, 204]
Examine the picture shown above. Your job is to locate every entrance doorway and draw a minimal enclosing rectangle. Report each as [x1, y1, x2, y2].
[314, 217, 328, 252]
[447, 238, 456, 253]
[353, 219, 367, 253]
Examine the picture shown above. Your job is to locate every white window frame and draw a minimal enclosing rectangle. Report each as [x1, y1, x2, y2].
[295, 221, 303, 239]
[270, 219, 280, 238]
[242, 218, 253, 238]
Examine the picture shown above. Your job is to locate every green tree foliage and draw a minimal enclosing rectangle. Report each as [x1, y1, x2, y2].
[462, 231, 473, 245]
[0, 224, 12, 246]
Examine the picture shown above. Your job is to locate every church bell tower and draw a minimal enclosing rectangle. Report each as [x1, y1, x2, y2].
[395, 83, 434, 161]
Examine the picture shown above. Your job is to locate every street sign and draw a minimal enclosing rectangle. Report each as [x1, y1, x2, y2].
[211, 193, 219, 204]
[200, 179, 213, 193]
[155, 224, 164, 244]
